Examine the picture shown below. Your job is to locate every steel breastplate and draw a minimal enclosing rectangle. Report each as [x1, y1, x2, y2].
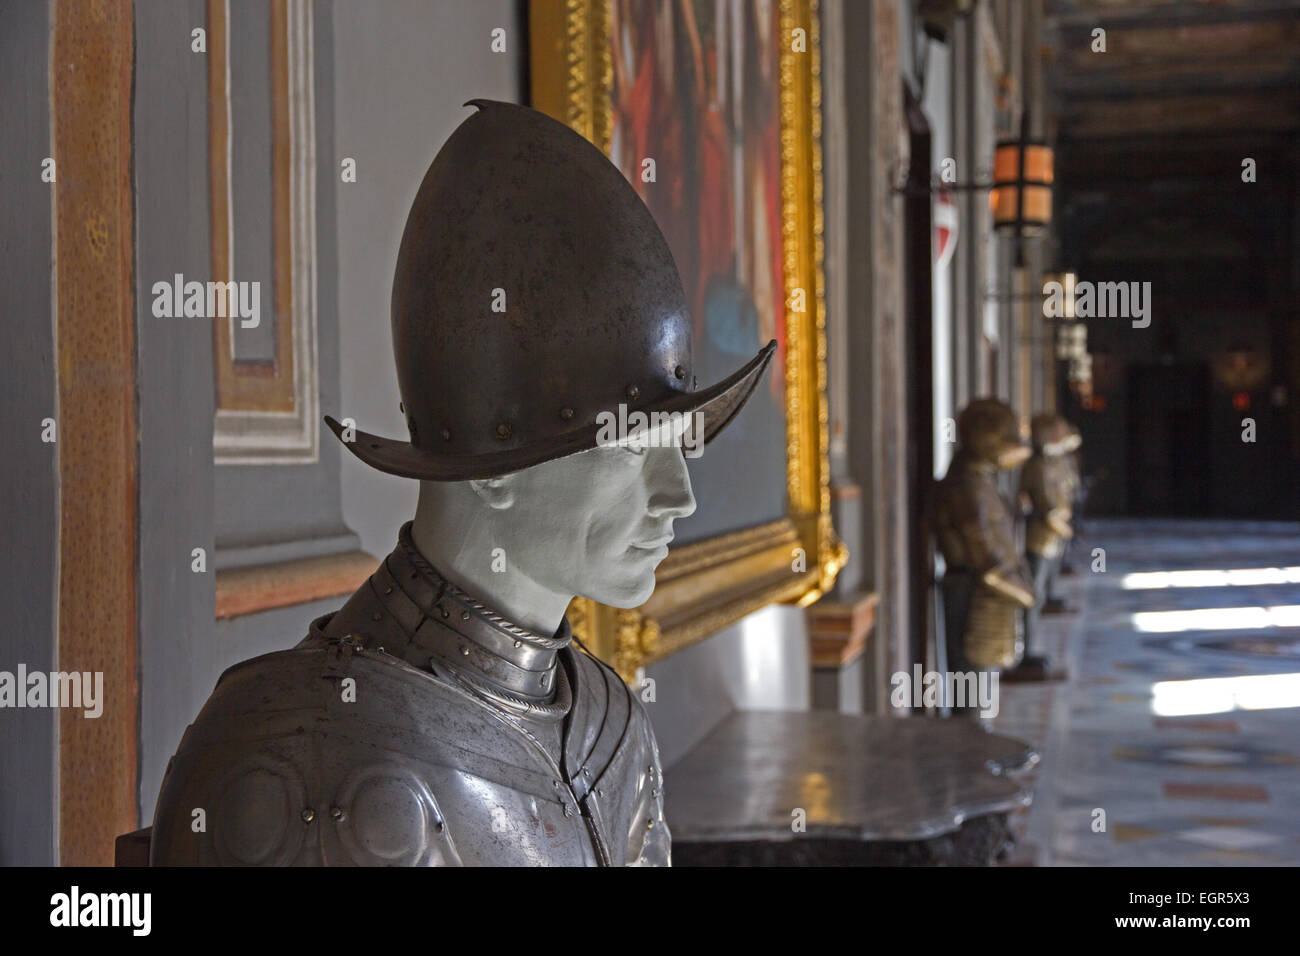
[150, 547, 670, 866]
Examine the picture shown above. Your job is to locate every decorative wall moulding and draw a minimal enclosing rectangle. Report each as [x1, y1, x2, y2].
[214, 550, 376, 620]
[210, 0, 320, 465]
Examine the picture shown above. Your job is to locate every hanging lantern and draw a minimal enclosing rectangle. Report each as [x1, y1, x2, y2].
[1056, 322, 1086, 360]
[1068, 352, 1092, 386]
[1041, 271, 1078, 319]
[992, 139, 1053, 235]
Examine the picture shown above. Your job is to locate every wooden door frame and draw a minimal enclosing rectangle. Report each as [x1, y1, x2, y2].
[52, 0, 138, 865]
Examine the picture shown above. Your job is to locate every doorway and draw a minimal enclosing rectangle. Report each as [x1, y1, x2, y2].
[1126, 362, 1211, 516]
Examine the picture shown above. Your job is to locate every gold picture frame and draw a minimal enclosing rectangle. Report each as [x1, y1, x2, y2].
[530, 0, 845, 681]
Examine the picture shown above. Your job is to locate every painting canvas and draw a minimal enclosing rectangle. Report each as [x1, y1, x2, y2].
[609, 0, 789, 542]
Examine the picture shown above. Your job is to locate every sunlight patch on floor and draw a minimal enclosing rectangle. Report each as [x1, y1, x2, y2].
[1122, 567, 1300, 590]
[1151, 672, 1300, 716]
[1133, 605, 1300, 633]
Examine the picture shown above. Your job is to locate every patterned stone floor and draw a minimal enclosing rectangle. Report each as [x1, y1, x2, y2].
[990, 519, 1300, 866]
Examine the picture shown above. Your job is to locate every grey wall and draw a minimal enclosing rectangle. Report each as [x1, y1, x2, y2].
[137, 0, 352, 822]
[646, 605, 810, 771]
[333, 0, 522, 559]
[213, 0, 354, 566]
[134, 0, 219, 831]
[0, 0, 57, 866]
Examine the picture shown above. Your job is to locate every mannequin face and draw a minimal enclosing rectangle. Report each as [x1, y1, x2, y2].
[474, 419, 697, 608]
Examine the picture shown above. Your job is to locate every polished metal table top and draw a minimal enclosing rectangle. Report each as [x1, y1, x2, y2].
[665, 711, 1035, 843]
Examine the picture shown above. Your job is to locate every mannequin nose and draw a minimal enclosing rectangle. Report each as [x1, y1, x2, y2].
[644, 445, 697, 520]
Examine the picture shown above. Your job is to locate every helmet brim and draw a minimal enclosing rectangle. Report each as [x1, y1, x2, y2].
[328, 340, 777, 481]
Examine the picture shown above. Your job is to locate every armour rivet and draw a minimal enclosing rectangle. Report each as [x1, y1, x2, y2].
[460, 646, 469, 656]
[560, 407, 574, 420]
[441, 428, 451, 441]
[674, 364, 685, 380]
[372, 612, 382, 622]
[513, 640, 522, 648]
[647, 819, 655, 830]
[384, 586, 392, 595]
[301, 808, 316, 823]
[461, 610, 471, 621]
[440, 606, 449, 619]
[626, 384, 639, 400]
[330, 806, 345, 821]
[495, 422, 511, 439]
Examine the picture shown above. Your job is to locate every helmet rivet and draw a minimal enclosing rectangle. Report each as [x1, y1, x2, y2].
[441, 427, 451, 441]
[626, 385, 639, 400]
[674, 365, 686, 380]
[301, 808, 316, 823]
[495, 422, 512, 439]
[560, 407, 574, 420]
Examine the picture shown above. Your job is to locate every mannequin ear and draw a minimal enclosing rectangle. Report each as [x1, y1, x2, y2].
[468, 474, 516, 510]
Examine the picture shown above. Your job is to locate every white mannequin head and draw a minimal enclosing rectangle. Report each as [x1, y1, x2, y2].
[411, 417, 697, 637]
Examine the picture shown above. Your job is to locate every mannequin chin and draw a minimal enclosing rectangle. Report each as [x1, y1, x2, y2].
[412, 425, 697, 637]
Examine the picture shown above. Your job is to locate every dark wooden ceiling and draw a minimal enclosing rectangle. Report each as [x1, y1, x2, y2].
[1045, 0, 1300, 275]
[1045, 0, 1300, 143]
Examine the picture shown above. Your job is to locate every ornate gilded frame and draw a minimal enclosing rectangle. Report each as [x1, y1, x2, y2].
[530, 0, 845, 681]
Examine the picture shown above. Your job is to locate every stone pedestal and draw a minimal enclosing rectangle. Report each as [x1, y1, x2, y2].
[808, 591, 878, 712]
[665, 711, 1036, 866]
